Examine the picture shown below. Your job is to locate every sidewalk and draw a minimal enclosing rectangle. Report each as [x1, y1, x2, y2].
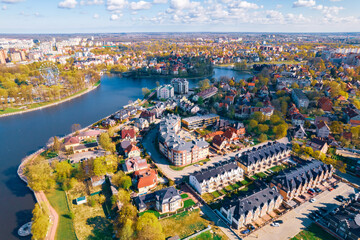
[36, 191, 59, 240]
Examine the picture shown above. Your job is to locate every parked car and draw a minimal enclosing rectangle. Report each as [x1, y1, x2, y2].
[333, 184, 339, 189]
[314, 187, 322, 193]
[194, 164, 200, 167]
[274, 220, 283, 224]
[307, 190, 314, 195]
[270, 222, 280, 227]
[310, 198, 316, 203]
[241, 229, 250, 234]
[247, 224, 255, 231]
[328, 187, 334, 191]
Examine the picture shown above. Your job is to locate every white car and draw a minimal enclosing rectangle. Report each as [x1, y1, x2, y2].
[270, 222, 280, 227]
[194, 164, 200, 167]
[310, 198, 316, 203]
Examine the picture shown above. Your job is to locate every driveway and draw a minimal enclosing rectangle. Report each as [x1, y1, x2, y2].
[244, 182, 356, 240]
[142, 125, 289, 181]
[68, 150, 107, 163]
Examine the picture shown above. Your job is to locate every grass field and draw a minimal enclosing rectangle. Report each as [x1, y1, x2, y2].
[291, 223, 337, 240]
[46, 188, 77, 240]
[181, 193, 189, 199]
[183, 199, 196, 208]
[68, 181, 113, 240]
[161, 209, 208, 239]
[192, 230, 223, 240]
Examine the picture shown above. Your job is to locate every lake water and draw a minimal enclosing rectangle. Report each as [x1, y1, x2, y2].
[0, 68, 251, 239]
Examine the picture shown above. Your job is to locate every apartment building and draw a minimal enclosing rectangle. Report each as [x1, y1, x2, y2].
[171, 78, 189, 94]
[181, 114, 219, 130]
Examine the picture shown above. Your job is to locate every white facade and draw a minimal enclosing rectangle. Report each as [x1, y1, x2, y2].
[157, 85, 174, 99]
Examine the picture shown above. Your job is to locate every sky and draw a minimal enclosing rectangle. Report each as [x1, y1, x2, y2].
[0, 0, 359, 33]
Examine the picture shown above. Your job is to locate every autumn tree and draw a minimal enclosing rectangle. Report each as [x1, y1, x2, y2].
[136, 213, 165, 240]
[25, 156, 55, 191]
[31, 203, 50, 240]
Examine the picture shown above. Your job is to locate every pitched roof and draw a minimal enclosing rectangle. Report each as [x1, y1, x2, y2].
[64, 136, 80, 145]
[125, 143, 139, 153]
[135, 169, 157, 189]
[191, 160, 240, 183]
[122, 128, 136, 139]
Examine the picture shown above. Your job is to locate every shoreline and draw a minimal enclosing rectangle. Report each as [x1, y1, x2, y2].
[0, 82, 101, 119]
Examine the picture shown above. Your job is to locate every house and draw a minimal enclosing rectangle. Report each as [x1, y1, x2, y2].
[318, 97, 333, 112]
[270, 160, 333, 201]
[140, 111, 156, 123]
[197, 87, 218, 99]
[189, 161, 244, 194]
[291, 125, 307, 139]
[134, 118, 149, 130]
[291, 89, 309, 109]
[124, 143, 141, 158]
[123, 156, 148, 173]
[212, 135, 229, 150]
[134, 168, 158, 194]
[102, 118, 116, 127]
[223, 128, 239, 142]
[157, 84, 174, 99]
[121, 128, 137, 142]
[78, 129, 102, 140]
[230, 122, 246, 136]
[73, 142, 99, 154]
[344, 105, 360, 126]
[90, 176, 105, 187]
[322, 198, 360, 240]
[114, 110, 129, 121]
[64, 136, 80, 150]
[76, 196, 87, 205]
[316, 121, 330, 138]
[220, 185, 282, 229]
[134, 186, 182, 213]
[291, 114, 305, 126]
[307, 138, 328, 154]
[236, 141, 290, 175]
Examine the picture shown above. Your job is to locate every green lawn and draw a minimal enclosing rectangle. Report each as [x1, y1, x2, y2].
[291, 223, 337, 240]
[181, 193, 189, 199]
[46, 188, 77, 240]
[201, 193, 215, 203]
[251, 175, 259, 180]
[257, 172, 267, 178]
[211, 191, 221, 198]
[161, 209, 208, 239]
[224, 185, 234, 191]
[270, 165, 286, 173]
[241, 179, 249, 185]
[183, 199, 196, 208]
[232, 183, 241, 189]
[192, 230, 223, 240]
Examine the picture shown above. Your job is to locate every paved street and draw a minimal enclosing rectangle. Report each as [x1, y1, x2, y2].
[142, 125, 289, 181]
[244, 182, 356, 240]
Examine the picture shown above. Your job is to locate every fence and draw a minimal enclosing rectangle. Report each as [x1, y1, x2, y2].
[182, 226, 211, 240]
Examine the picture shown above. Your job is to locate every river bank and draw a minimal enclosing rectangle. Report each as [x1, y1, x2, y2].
[0, 81, 101, 119]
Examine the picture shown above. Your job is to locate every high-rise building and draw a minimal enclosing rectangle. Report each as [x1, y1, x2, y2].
[157, 84, 174, 99]
[0, 49, 7, 64]
[171, 78, 189, 94]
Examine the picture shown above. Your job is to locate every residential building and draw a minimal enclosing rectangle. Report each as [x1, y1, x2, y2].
[236, 141, 290, 175]
[197, 87, 218, 99]
[124, 143, 141, 158]
[64, 136, 80, 150]
[212, 135, 229, 150]
[134, 118, 149, 130]
[0, 49, 7, 64]
[307, 138, 328, 154]
[121, 128, 137, 142]
[102, 118, 116, 127]
[90, 176, 105, 187]
[78, 129, 102, 140]
[322, 197, 360, 240]
[157, 84, 174, 99]
[292, 89, 309, 109]
[316, 121, 330, 138]
[344, 104, 360, 126]
[73, 142, 99, 154]
[182, 114, 219, 130]
[134, 186, 182, 213]
[140, 110, 156, 123]
[291, 125, 307, 139]
[318, 97, 333, 112]
[220, 185, 283, 229]
[134, 168, 158, 194]
[123, 156, 148, 173]
[189, 161, 244, 194]
[159, 114, 209, 166]
[270, 160, 333, 201]
[171, 78, 189, 94]
[291, 114, 305, 126]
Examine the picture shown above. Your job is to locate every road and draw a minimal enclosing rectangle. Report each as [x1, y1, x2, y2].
[244, 182, 356, 240]
[142, 125, 289, 181]
[36, 191, 59, 240]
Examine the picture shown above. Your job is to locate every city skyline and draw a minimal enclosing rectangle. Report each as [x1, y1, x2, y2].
[0, 0, 360, 33]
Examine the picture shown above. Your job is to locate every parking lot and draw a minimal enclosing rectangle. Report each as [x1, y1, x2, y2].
[244, 181, 356, 240]
[68, 150, 107, 163]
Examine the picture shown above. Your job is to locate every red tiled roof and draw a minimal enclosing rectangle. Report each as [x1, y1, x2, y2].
[135, 169, 157, 189]
[122, 128, 136, 139]
[125, 144, 139, 153]
[64, 136, 80, 145]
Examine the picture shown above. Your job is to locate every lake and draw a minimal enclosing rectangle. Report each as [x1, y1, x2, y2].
[0, 68, 251, 239]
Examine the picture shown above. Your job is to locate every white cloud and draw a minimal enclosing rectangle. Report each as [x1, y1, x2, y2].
[292, 0, 316, 8]
[110, 13, 122, 20]
[153, 0, 166, 3]
[107, 0, 127, 11]
[80, 0, 103, 5]
[170, 0, 199, 10]
[129, 1, 151, 10]
[2, 4, 6, 9]
[1, 0, 23, 3]
[58, 0, 78, 9]
[93, 13, 100, 18]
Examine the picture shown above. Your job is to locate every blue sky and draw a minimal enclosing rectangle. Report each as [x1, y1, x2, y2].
[0, 0, 359, 33]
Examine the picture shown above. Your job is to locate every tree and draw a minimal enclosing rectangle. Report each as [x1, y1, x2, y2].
[136, 213, 165, 240]
[330, 121, 343, 134]
[55, 161, 72, 183]
[198, 79, 210, 91]
[93, 157, 108, 176]
[257, 124, 269, 133]
[25, 157, 55, 191]
[292, 143, 300, 153]
[99, 133, 115, 152]
[118, 189, 131, 203]
[142, 87, 151, 96]
[252, 111, 265, 123]
[111, 171, 125, 188]
[71, 123, 81, 133]
[248, 119, 258, 130]
[118, 219, 134, 240]
[270, 115, 281, 125]
[52, 136, 61, 152]
[259, 134, 267, 143]
[31, 203, 50, 240]
[197, 96, 204, 105]
[274, 123, 288, 139]
[120, 175, 132, 190]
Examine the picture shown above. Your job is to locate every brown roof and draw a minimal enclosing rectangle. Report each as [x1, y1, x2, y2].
[212, 135, 227, 147]
[122, 128, 136, 139]
[125, 144, 139, 153]
[64, 136, 80, 145]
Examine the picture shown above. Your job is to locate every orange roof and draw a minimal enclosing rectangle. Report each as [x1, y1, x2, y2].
[125, 144, 139, 153]
[135, 169, 157, 189]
